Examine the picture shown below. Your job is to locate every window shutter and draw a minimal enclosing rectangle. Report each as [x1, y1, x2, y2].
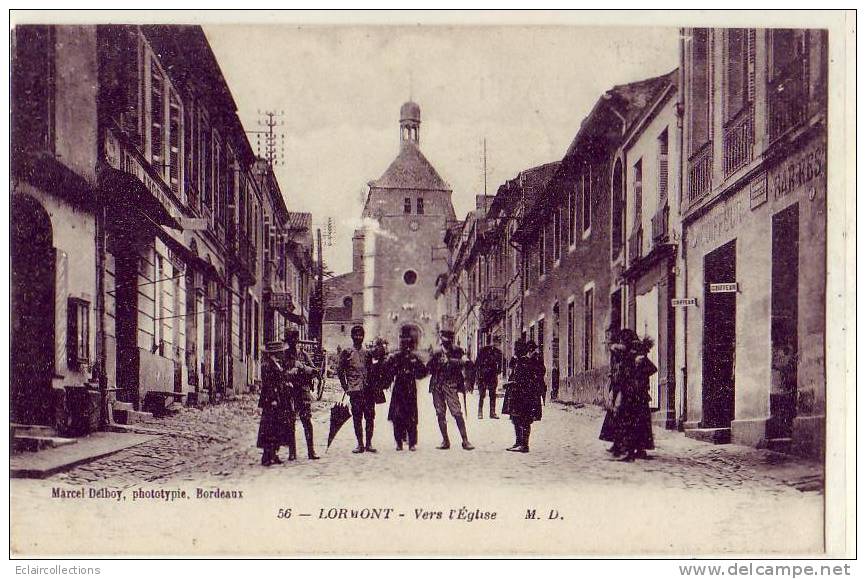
[690, 28, 711, 152]
[726, 29, 747, 121]
[150, 63, 164, 166]
[168, 92, 181, 195]
[184, 100, 194, 199]
[747, 28, 757, 104]
[67, 300, 78, 367]
[658, 131, 669, 201]
[120, 31, 141, 148]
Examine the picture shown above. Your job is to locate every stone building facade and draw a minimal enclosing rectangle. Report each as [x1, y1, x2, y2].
[615, 72, 681, 427]
[11, 25, 102, 430]
[679, 27, 827, 456]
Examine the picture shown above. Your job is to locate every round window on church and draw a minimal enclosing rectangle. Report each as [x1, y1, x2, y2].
[403, 270, 418, 286]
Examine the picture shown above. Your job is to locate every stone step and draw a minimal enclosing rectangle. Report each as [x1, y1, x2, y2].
[766, 437, 793, 453]
[10, 423, 58, 438]
[684, 427, 731, 444]
[13, 435, 78, 453]
[113, 409, 154, 425]
[112, 401, 134, 413]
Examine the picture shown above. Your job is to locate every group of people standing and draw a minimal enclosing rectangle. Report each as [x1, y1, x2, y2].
[336, 325, 476, 452]
[256, 322, 656, 465]
[599, 328, 658, 462]
[334, 325, 549, 455]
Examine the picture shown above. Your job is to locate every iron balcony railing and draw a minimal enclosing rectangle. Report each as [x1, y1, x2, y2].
[651, 203, 670, 245]
[687, 142, 713, 204]
[723, 106, 754, 177]
[480, 287, 506, 330]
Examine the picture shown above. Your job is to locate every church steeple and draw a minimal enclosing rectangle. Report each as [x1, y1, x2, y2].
[400, 101, 421, 146]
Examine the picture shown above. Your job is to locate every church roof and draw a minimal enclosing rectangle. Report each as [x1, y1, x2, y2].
[370, 143, 451, 192]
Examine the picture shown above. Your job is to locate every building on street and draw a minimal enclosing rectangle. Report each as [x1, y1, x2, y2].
[678, 27, 827, 456]
[11, 25, 101, 430]
[513, 73, 672, 404]
[11, 24, 313, 433]
[614, 70, 681, 427]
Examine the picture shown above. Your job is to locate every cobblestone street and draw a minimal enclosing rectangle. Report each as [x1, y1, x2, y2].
[12, 378, 824, 555]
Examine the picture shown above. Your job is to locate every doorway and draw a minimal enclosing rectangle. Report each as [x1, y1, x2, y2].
[702, 240, 737, 428]
[11, 195, 56, 425]
[115, 253, 141, 407]
[770, 203, 799, 437]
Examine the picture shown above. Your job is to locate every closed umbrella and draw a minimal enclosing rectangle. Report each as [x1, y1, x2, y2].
[326, 394, 352, 451]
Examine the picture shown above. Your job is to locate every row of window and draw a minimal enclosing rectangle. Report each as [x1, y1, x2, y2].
[521, 169, 595, 290]
[525, 286, 595, 376]
[120, 29, 264, 258]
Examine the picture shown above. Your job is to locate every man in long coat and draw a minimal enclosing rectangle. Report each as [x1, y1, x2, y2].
[427, 330, 474, 450]
[386, 327, 429, 451]
[504, 339, 545, 453]
[257, 341, 290, 466]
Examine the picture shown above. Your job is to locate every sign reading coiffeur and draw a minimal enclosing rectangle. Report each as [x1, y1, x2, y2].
[709, 283, 739, 293]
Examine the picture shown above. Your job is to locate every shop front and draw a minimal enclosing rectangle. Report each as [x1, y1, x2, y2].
[682, 133, 826, 456]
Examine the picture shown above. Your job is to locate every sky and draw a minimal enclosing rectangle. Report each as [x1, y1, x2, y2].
[205, 24, 678, 275]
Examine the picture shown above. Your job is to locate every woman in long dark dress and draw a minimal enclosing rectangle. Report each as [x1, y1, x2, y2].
[257, 341, 290, 466]
[618, 336, 657, 462]
[504, 339, 545, 453]
[386, 331, 429, 451]
[599, 328, 634, 456]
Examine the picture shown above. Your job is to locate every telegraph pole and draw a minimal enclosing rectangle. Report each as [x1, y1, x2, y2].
[315, 227, 324, 349]
[246, 110, 285, 166]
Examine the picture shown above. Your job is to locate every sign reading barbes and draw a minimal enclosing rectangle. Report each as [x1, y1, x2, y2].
[770, 141, 825, 201]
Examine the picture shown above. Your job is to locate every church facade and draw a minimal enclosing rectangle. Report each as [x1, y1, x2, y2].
[355, 101, 455, 350]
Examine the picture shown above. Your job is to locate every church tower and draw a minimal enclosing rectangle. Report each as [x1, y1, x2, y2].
[356, 101, 456, 350]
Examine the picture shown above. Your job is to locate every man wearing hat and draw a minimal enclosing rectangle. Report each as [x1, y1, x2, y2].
[338, 325, 377, 453]
[476, 334, 504, 419]
[257, 340, 290, 466]
[284, 329, 320, 461]
[386, 326, 429, 451]
[427, 329, 475, 450]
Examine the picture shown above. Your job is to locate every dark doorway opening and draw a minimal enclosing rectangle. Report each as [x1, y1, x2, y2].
[610, 289, 623, 334]
[11, 195, 56, 425]
[769, 203, 799, 438]
[115, 253, 141, 408]
[702, 240, 737, 429]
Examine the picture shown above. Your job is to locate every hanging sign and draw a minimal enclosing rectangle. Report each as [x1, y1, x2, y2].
[710, 283, 739, 293]
[671, 298, 697, 307]
[269, 292, 296, 312]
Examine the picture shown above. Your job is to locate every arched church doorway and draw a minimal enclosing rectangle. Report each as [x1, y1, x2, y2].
[11, 194, 56, 425]
[399, 324, 422, 350]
